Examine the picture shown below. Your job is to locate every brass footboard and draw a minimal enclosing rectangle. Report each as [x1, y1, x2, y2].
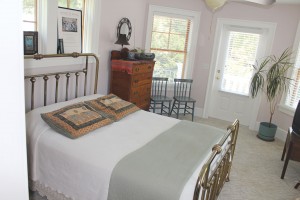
[193, 119, 239, 200]
[25, 53, 99, 110]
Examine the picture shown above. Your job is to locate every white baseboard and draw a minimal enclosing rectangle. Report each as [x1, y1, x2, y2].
[175, 107, 288, 141]
[195, 107, 203, 117]
[276, 128, 287, 142]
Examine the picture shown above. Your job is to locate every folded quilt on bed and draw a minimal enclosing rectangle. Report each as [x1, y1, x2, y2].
[84, 94, 140, 121]
[108, 120, 224, 200]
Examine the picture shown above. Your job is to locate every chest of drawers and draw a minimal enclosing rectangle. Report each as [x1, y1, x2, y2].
[110, 59, 155, 110]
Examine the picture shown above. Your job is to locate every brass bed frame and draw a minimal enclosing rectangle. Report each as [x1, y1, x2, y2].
[25, 53, 239, 200]
[25, 53, 99, 110]
[193, 119, 239, 200]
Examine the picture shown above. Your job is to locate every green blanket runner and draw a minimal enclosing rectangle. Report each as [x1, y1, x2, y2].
[108, 120, 225, 200]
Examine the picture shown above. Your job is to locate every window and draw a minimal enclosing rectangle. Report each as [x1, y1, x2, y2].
[150, 16, 191, 81]
[284, 44, 300, 108]
[24, 0, 101, 69]
[23, 0, 37, 31]
[282, 22, 300, 111]
[58, 0, 85, 10]
[221, 31, 260, 95]
[58, 0, 85, 21]
[145, 5, 200, 82]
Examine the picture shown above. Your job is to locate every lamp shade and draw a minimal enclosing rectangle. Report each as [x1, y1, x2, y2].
[205, 0, 226, 11]
[115, 34, 130, 47]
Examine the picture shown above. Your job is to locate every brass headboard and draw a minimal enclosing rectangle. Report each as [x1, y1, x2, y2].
[25, 53, 99, 110]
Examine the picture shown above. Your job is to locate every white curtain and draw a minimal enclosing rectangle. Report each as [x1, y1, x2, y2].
[83, 0, 101, 55]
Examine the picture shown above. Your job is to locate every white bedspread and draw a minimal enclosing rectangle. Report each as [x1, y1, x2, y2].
[26, 94, 226, 200]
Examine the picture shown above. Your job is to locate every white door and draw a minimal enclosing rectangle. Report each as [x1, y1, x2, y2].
[206, 20, 275, 126]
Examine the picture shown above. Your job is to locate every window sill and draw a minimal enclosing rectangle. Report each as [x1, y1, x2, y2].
[24, 55, 98, 69]
[278, 104, 295, 117]
[219, 89, 250, 97]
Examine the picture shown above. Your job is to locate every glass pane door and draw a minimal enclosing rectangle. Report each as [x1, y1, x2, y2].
[221, 31, 260, 96]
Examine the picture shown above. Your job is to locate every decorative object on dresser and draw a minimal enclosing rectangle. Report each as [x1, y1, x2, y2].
[115, 18, 132, 49]
[110, 51, 155, 110]
[115, 34, 130, 48]
[116, 18, 132, 42]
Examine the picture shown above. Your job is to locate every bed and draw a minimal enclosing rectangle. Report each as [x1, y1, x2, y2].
[25, 53, 239, 200]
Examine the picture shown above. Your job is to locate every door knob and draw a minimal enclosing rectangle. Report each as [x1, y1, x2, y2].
[216, 69, 221, 80]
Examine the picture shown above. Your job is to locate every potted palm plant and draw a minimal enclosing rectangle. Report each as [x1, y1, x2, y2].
[250, 48, 293, 141]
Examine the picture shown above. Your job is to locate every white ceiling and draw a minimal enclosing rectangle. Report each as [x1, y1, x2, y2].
[276, 0, 300, 4]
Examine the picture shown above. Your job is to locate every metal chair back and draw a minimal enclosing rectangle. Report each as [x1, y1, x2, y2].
[173, 78, 193, 98]
[152, 77, 168, 97]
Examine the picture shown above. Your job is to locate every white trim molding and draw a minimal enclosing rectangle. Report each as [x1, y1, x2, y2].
[145, 5, 201, 79]
[279, 20, 300, 114]
[203, 18, 276, 131]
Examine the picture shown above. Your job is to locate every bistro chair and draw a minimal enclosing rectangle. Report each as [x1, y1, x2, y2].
[149, 77, 172, 115]
[170, 78, 196, 121]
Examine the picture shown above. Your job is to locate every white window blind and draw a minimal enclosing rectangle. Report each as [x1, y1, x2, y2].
[285, 45, 300, 109]
[221, 31, 260, 95]
[150, 15, 191, 81]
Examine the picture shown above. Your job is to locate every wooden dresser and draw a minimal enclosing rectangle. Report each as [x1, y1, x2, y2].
[110, 59, 155, 110]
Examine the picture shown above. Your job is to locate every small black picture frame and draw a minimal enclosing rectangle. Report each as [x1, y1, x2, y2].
[24, 31, 38, 55]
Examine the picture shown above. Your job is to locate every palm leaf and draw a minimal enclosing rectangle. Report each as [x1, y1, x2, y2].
[249, 48, 294, 125]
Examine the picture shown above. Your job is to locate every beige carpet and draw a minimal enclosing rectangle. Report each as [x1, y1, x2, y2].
[192, 116, 300, 200]
[30, 116, 300, 200]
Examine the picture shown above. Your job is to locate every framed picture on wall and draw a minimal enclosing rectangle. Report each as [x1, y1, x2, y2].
[24, 31, 38, 55]
[57, 7, 82, 53]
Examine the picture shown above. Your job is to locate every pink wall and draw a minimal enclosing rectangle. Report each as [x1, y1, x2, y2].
[98, 0, 300, 130]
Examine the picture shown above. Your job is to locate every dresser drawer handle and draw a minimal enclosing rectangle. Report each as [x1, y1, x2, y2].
[135, 68, 140, 72]
[134, 80, 139, 83]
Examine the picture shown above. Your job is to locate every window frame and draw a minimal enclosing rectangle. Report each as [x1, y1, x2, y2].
[145, 5, 200, 83]
[150, 15, 191, 79]
[279, 20, 300, 116]
[203, 18, 276, 125]
[218, 25, 264, 96]
[23, 0, 38, 31]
